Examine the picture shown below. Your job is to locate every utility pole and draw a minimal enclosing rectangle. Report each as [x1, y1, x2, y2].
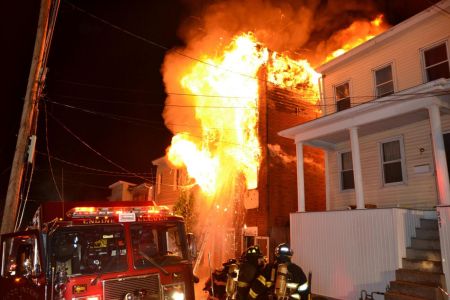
[1, 0, 52, 234]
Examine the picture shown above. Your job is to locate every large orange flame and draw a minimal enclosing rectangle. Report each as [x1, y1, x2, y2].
[323, 14, 388, 63]
[166, 33, 320, 196]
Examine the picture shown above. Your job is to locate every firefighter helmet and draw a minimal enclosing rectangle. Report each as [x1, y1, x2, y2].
[274, 243, 293, 259]
[245, 245, 263, 260]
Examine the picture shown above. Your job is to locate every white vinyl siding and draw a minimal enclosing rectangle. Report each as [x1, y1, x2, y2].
[322, 13, 450, 115]
[328, 116, 445, 210]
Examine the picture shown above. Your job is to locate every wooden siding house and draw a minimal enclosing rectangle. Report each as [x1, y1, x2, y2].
[152, 156, 187, 209]
[279, 1, 450, 299]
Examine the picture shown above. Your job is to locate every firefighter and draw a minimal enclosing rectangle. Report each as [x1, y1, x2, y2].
[268, 243, 309, 300]
[247, 257, 272, 299]
[236, 245, 265, 300]
[204, 258, 238, 300]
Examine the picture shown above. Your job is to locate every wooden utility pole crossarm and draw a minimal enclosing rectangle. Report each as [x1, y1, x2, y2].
[1, 0, 51, 234]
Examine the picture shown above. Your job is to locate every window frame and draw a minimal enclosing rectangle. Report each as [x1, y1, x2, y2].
[373, 63, 395, 98]
[338, 150, 354, 192]
[379, 136, 407, 186]
[334, 81, 351, 112]
[421, 40, 450, 83]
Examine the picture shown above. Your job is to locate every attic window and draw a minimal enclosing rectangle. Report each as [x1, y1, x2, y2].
[375, 65, 394, 97]
[423, 42, 450, 82]
[335, 82, 350, 112]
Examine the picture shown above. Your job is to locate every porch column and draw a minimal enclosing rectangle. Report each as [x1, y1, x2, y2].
[428, 104, 450, 205]
[325, 150, 330, 211]
[296, 142, 306, 212]
[349, 127, 365, 209]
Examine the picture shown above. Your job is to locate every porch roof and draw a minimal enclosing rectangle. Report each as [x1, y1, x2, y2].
[278, 79, 450, 150]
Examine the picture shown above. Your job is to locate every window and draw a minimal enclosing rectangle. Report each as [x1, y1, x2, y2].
[1, 232, 41, 278]
[380, 138, 405, 184]
[375, 65, 394, 97]
[131, 222, 187, 269]
[340, 151, 354, 190]
[50, 225, 127, 276]
[335, 82, 351, 111]
[423, 42, 450, 82]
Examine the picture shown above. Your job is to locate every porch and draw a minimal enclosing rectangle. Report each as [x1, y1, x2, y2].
[279, 78, 450, 211]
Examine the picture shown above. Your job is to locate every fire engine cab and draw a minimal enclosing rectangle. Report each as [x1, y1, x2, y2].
[0, 201, 197, 300]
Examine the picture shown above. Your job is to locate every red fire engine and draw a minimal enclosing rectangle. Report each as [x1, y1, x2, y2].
[0, 201, 198, 300]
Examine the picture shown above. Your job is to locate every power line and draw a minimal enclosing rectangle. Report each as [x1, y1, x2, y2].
[42, 90, 450, 141]
[47, 110, 152, 182]
[36, 167, 155, 179]
[36, 151, 155, 178]
[49, 80, 450, 108]
[32, 176, 111, 190]
[43, 98, 253, 132]
[54, 79, 255, 100]
[48, 93, 258, 109]
[43, 101, 63, 201]
[63, 0, 324, 98]
[64, 1, 258, 82]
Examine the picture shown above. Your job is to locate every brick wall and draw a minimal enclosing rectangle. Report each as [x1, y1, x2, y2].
[244, 78, 325, 254]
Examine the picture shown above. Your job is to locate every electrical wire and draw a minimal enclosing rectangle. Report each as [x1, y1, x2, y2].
[64, 1, 258, 82]
[47, 110, 152, 182]
[42, 98, 252, 133]
[53, 79, 255, 100]
[44, 101, 64, 201]
[49, 80, 450, 108]
[36, 150, 155, 177]
[46, 94, 257, 109]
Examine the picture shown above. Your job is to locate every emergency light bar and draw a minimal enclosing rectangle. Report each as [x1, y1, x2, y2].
[67, 205, 170, 219]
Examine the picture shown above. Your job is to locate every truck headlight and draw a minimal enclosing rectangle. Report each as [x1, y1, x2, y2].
[162, 283, 185, 300]
[72, 296, 101, 300]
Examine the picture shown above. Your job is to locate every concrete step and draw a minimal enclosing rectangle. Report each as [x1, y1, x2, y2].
[402, 258, 443, 273]
[406, 248, 442, 261]
[396, 269, 445, 286]
[389, 281, 443, 300]
[415, 228, 440, 240]
[420, 219, 438, 230]
[411, 238, 441, 250]
[385, 291, 428, 300]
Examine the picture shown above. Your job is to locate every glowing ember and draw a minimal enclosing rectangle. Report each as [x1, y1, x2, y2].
[323, 14, 388, 63]
[166, 33, 320, 196]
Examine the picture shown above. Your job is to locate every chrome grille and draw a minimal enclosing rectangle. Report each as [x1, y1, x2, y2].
[103, 274, 161, 300]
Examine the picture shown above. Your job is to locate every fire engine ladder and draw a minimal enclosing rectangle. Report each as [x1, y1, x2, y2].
[193, 228, 210, 275]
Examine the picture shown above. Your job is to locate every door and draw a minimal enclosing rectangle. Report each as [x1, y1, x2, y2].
[0, 230, 45, 299]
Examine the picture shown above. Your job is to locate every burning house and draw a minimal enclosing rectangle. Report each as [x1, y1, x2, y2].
[157, 0, 390, 280]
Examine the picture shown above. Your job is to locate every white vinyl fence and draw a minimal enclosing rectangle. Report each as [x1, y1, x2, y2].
[290, 208, 436, 299]
[437, 205, 450, 298]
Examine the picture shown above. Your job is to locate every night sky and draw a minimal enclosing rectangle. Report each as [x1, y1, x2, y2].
[0, 0, 439, 217]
